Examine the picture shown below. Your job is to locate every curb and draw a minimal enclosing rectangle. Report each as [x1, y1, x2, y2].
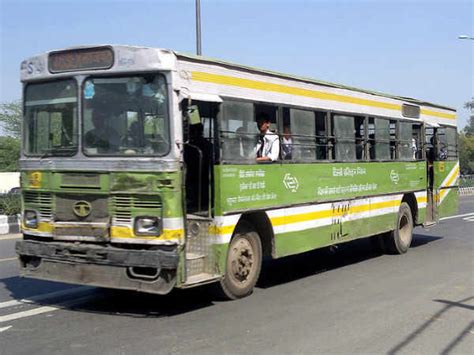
[0, 214, 20, 235]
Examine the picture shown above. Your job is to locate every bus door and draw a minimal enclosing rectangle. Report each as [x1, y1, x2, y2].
[425, 126, 459, 225]
[425, 126, 437, 224]
[182, 98, 221, 282]
[432, 126, 459, 219]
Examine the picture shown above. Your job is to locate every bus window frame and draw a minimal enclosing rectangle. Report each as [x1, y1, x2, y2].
[22, 78, 79, 157]
[80, 72, 172, 158]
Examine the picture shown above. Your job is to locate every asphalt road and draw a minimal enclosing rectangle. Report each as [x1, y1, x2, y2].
[1, 197, 473, 354]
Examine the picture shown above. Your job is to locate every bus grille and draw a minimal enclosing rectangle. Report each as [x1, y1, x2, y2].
[111, 195, 162, 225]
[23, 191, 53, 220]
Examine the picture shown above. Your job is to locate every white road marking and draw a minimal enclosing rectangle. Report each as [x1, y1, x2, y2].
[0, 286, 93, 310]
[0, 257, 17, 263]
[440, 212, 474, 221]
[0, 295, 93, 324]
[462, 215, 474, 222]
[0, 325, 12, 333]
[0, 235, 22, 241]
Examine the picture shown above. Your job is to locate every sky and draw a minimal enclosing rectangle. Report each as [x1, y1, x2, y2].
[0, 0, 473, 129]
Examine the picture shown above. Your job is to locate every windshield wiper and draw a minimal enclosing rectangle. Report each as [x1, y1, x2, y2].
[39, 146, 78, 159]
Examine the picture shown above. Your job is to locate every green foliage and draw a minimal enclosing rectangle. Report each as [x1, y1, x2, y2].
[0, 193, 21, 215]
[0, 136, 20, 171]
[459, 133, 474, 174]
[459, 98, 474, 175]
[0, 100, 22, 139]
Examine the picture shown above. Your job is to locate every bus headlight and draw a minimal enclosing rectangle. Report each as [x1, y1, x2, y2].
[24, 210, 38, 228]
[134, 217, 161, 236]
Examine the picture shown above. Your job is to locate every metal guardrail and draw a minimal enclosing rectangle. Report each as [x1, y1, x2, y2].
[459, 187, 474, 196]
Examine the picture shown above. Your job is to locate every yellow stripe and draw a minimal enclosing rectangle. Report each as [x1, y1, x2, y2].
[416, 196, 427, 204]
[22, 221, 53, 234]
[439, 165, 460, 200]
[110, 226, 184, 241]
[212, 199, 401, 235]
[420, 108, 456, 120]
[192, 71, 456, 120]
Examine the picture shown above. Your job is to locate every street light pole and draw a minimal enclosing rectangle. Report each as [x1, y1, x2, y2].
[196, 0, 202, 55]
[458, 35, 474, 40]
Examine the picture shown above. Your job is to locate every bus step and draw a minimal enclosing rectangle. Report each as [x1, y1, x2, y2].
[185, 273, 220, 286]
[186, 252, 206, 260]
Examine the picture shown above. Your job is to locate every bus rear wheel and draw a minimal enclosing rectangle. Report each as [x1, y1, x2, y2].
[218, 223, 262, 300]
[385, 202, 413, 254]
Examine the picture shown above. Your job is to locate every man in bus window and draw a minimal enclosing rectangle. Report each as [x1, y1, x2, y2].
[255, 114, 280, 162]
[85, 111, 120, 152]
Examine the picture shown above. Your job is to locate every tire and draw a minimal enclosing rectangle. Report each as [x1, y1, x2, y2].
[384, 202, 414, 254]
[217, 222, 262, 300]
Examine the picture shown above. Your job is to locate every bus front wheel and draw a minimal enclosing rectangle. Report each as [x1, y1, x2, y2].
[385, 202, 414, 254]
[218, 223, 262, 300]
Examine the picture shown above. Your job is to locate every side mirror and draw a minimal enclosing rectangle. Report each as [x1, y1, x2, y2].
[187, 105, 201, 125]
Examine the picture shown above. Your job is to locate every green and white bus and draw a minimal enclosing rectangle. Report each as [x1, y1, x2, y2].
[17, 45, 459, 299]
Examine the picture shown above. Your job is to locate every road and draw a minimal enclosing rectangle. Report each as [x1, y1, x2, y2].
[1, 197, 473, 354]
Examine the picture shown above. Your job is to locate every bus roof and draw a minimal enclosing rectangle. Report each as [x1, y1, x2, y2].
[175, 51, 455, 113]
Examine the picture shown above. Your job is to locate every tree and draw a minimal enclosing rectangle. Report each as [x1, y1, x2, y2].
[0, 101, 22, 171]
[0, 136, 20, 171]
[463, 98, 474, 136]
[0, 100, 22, 139]
[459, 98, 474, 174]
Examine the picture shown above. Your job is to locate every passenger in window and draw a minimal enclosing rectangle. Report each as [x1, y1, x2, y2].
[411, 138, 417, 160]
[281, 126, 293, 160]
[356, 136, 365, 160]
[85, 111, 120, 152]
[255, 114, 280, 162]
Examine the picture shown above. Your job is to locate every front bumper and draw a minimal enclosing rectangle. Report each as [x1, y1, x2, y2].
[16, 240, 179, 294]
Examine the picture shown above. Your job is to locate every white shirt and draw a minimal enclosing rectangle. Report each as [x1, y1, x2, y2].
[254, 131, 280, 161]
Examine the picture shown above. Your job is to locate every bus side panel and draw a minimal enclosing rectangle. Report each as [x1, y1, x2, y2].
[214, 162, 424, 259]
[274, 212, 397, 258]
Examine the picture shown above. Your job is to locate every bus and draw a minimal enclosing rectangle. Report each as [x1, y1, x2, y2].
[16, 45, 459, 299]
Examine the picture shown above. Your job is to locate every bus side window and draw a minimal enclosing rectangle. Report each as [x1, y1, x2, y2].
[390, 120, 397, 160]
[355, 116, 366, 160]
[399, 121, 413, 161]
[373, 118, 391, 160]
[289, 108, 316, 161]
[444, 126, 458, 159]
[412, 124, 422, 160]
[333, 114, 356, 161]
[436, 126, 457, 160]
[220, 100, 255, 162]
[315, 111, 328, 160]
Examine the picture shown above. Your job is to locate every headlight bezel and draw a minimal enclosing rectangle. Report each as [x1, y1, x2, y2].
[24, 209, 38, 228]
[133, 216, 162, 236]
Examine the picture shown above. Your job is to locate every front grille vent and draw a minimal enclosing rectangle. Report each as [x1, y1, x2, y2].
[112, 195, 161, 225]
[23, 191, 53, 220]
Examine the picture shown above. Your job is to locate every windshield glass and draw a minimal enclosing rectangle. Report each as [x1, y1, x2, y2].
[24, 80, 77, 156]
[82, 74, 169, 156]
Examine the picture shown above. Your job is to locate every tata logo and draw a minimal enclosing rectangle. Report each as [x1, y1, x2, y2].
[73, 201, 92, 218]
[390, 170, 400, 184]
[283, 173, 299, 192]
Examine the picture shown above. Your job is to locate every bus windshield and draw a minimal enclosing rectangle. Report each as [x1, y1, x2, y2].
[82, 74, 169, 156]
[24, 80, 78, 156]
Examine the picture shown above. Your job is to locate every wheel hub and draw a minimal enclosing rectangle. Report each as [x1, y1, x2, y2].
[230, 239, 254, 282]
